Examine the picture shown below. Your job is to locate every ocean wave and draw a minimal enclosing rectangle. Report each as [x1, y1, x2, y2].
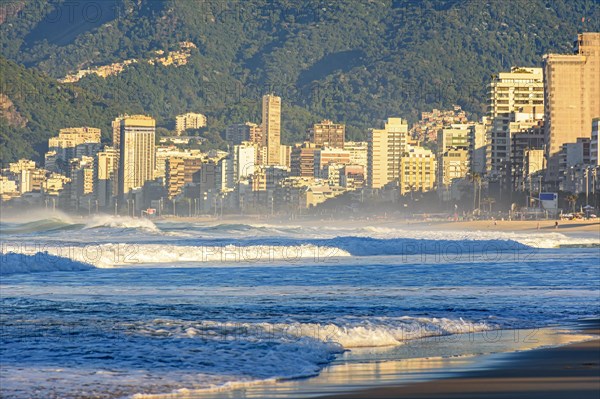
[319, 226, 600, 249]
[115, 315, 495, 398]
[0, 235, 565, 268]
[0, 242, 350, 268]
[0, 252, 96, 275]
[0, 218, 83, 234]
[0, 214, 159, 235]
[135, 316, 496, 349]
[83, 215, 159, 232]
[158, 223, 599, 249]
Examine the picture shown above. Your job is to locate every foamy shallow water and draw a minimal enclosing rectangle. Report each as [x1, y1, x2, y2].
[1, 216, 599, 398]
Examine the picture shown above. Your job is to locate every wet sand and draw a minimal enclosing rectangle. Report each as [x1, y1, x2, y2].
[318, 321, 600, 399]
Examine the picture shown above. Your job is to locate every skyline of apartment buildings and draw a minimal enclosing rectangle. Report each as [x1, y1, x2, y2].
[3, 29, 600, 215]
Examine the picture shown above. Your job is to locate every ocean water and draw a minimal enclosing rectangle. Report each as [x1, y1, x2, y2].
[1, 214, 599, 398]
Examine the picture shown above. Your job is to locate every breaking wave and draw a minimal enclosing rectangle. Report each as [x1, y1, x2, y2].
[2, 234, 596, 269]
[0, 252, 95, 275]
[0, 215, 159, 235]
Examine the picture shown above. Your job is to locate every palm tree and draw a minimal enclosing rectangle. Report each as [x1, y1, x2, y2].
[566, 194, 578, 213]
[469, 173, 482, 211]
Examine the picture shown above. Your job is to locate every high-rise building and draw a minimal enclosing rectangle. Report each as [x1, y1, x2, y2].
[510, 121, 545, 191]
[344, 141, 368, 170]
[226, 122, 263, 145]
[47, 127, 102, 170]
[175, 113, 207, 135]
[486, 67, 544, 181]
[48, 127, 101, 149]
[307, 120, 345, 148]
[592, 118, 599, 166]
[367, 118, 411, 189]
[488, 67, 544, 119]
[279, 144, 291, 169]
[112, 116, 125, 150]
[233, 142, 256, 181]
[339, 165, 365, 190]
[216, 156, 234, 191]
[487, 106, 545, 189]
[95, 147, 118, 207]
[262, 94, 281, 165]
[558, 138, 591, 192]
[154, 147, 204, 180]
[69, 156, 95, 208]
[165, 157, 186, 199]
[290, 142, 317, 177]
[544, 32, 600, 183]
[8, 159, 44, 194]
[437, 124, 470, 190]
[468, 121, 487, 175]
[313, 148, 350, 178]
[116, 115, 156, 197]
[399, 145, 436, 195]
[165, 155, 203, 199]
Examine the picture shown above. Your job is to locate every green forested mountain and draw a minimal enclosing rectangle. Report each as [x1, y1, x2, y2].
[1, 0, 599, 162]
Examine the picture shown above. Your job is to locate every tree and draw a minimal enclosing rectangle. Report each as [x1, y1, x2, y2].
[566, 194, 578, 213]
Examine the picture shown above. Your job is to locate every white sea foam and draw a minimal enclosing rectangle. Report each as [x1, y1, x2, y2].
[83, 215, 160, 231]
[137, 316, 496, 349]
[0, 242, 350, 268]
[328, 226, 600, 249]
[4, 231, 594, 269]
[120, 316, 495, 397]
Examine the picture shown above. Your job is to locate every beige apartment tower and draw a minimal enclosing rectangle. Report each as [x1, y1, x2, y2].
[262, 94, 281, 165]
[486, 67, 544, 179]
[116, 115, 156, 197]
[544, 32, 600, 183]
[400, 145, 436, 195]
[367, 118, 410, 189]
[308, 120, 345, 148]
[95, 147, 118, 207]
[175, 113, 207, 135]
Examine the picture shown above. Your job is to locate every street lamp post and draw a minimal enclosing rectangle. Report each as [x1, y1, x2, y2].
[585, 167, 589, 206]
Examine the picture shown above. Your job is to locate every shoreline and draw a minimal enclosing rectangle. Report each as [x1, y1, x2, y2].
[316, 320, 600, 399]
[154, 215, 600, 233]
[181, 323, 599, 399]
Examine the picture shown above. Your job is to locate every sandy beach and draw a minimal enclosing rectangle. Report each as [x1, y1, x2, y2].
[404, 219, 600, 233]
[318, 321, 600, 399]
[159, 215, 600, 234]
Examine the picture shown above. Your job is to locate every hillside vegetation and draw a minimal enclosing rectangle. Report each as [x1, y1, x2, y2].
[1, 0, 599, 162]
